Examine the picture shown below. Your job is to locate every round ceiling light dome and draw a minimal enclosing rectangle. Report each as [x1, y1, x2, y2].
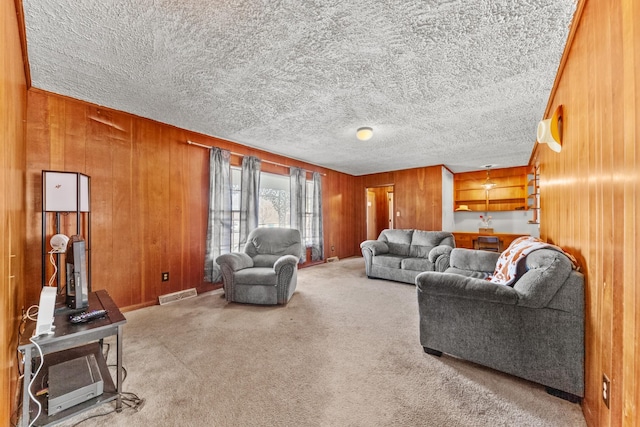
[356, 127, 373, 141]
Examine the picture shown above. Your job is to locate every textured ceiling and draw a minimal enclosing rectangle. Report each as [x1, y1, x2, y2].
[23, 0, 576, 175]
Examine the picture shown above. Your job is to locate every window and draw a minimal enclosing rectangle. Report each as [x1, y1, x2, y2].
[230, 169, 316, 251]
[258, 172, 290, 228]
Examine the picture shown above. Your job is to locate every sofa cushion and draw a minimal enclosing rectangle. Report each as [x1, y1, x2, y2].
[402, 257, 435, 271]
[372, 254, 405, 269]
[379, 229, 413, 256]
[450, 248, 501, 273]
[234, 267, 277, 285]
[410, 230, 451, 258]
[378, 230, 413, 256]
[252, 254, 280, 267]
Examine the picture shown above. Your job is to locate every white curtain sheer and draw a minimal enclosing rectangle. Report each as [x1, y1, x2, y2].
[289, 167, 306, 263]
[239, 156, 261, 248]
[204, 148, 231, 283]
[309, 172, 324, 261]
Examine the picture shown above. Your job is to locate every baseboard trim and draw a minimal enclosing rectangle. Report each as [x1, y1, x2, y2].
[545, 386, 582, 403]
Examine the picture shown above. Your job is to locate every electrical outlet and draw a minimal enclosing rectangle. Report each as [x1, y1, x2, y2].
[162, 272, 169, 282]
[602, 374, 610, 409]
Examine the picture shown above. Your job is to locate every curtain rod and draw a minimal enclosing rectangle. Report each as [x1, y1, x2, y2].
[186, 140, 326, 176]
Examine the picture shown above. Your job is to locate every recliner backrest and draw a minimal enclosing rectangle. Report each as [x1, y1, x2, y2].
[244, 228, 302, 267]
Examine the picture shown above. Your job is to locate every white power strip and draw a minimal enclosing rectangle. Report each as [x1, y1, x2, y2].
[35, 287, 57, 336]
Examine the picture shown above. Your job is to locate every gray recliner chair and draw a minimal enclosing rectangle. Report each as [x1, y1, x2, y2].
[216, 228, 302, 305]
[415, 247, 584, 401]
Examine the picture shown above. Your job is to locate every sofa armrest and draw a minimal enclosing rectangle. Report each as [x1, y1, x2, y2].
[274, 254, 299, 274]
[216, 252, 254, 272]
[428, 245, 453, 272]
[428, 245, 453, 262]
[360, 240, 389, 255]
[416, 271, 518, 305]
[449, 248, 500, 273]
[274, 255, 299, 304]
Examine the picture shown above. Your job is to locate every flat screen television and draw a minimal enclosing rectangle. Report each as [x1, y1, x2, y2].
[65, 235, 89, 310]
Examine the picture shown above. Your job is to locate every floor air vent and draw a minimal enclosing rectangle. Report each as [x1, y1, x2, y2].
[159, 288, 197, 305]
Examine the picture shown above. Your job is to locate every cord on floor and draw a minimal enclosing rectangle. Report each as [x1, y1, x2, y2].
[68, 392, 146, 426]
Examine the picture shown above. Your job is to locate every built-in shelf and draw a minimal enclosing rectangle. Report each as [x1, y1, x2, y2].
[527, 165, 540, 224]
[454, 166, 528, 212]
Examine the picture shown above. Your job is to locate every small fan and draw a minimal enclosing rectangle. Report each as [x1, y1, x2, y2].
[50, 234, 69, 253]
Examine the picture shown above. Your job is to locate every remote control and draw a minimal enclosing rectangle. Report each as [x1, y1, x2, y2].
[69, 309, 108, 324]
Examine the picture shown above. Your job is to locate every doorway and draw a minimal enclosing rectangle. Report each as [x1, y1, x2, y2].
[365, 185, 394, 240]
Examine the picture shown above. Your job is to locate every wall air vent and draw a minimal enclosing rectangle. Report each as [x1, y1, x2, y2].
[158, 288, 197, 305]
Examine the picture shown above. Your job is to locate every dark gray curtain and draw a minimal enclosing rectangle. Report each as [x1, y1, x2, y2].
[204, 148, 231, 283]
[310, 172, 324, 261]
[289, 167, 306, 263]
[239, 156, 261, 248]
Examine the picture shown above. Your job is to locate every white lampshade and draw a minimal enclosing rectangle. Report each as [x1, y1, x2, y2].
[43, 171, 90, 212]
[536, 105, 563, 153]
[356, 127, 373, 141]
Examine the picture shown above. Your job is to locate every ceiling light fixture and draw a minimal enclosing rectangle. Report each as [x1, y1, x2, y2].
[356, 127, 373, 141]
[481, 165, 496, 190]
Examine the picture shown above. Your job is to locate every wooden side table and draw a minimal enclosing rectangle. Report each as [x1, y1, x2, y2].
[18, 290, 126, 427]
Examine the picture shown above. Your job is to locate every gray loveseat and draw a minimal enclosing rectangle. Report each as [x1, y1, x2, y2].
[416, 247, 584, 401]
[360, 229, 455, 284]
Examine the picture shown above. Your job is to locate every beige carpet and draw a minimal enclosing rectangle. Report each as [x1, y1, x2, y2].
[59, 257, 586, 427]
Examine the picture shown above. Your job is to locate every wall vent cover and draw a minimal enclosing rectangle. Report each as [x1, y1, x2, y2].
[159, 288, 197, 305]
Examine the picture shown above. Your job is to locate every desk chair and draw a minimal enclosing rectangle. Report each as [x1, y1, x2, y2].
[477, 236, 500, 252]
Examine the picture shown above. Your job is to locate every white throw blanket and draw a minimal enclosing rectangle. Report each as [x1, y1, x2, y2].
[489, 236, 578, 286]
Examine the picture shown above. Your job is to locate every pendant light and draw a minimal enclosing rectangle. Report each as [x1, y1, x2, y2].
[481, 166, 496, 190]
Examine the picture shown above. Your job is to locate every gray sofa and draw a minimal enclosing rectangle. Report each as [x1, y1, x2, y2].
[415, 247, 584, 401]
[216, 228, 302, 305]
[360, 229, 455, 284]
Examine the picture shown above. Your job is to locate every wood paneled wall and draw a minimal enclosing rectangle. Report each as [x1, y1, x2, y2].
[356, 166, 443, 242]
[24, 90, 360, 311]
[535, 0, 639, 425]
[317, 169, 359, 261]
[12, 3, 639, 427]
[1, 0, 27, 424]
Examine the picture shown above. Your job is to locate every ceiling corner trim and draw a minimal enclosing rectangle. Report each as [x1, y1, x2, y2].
[14, 0, 32, 88]
[542, 0, 587, 120]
